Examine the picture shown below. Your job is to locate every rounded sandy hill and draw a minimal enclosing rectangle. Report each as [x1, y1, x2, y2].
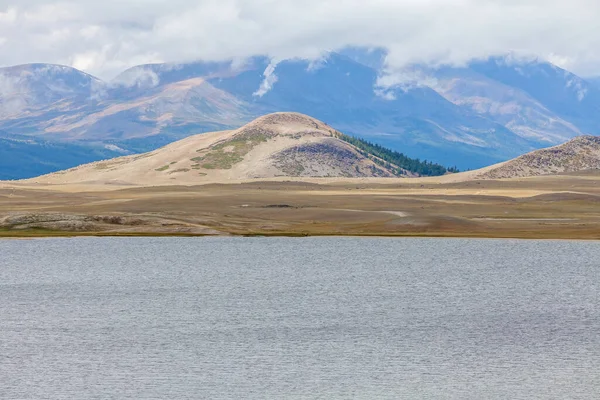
[474, 135, 600, 179]
[27, 112, 410, 186]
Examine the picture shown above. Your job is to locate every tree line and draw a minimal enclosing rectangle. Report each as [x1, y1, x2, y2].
[338, 133, 459, 177]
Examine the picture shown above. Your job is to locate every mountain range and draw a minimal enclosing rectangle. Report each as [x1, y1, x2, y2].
[1, 51, 600, 179]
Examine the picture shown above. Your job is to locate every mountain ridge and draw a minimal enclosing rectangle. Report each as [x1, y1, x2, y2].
[1, 52, 600, 179]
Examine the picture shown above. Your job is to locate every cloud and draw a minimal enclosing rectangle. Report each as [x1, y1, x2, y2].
[0, 7, 17, 23]
[110, 66, 161, 89]
[375, 67, 439, 96]
[0, 72, 30, 117]
[253, 59, 279, 97]
[306, 54, 330, 72]
[0, 0, 600, 79]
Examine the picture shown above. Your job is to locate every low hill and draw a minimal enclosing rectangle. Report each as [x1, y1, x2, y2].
[26, 113, 452, 186]
[475, 136, 600, 179]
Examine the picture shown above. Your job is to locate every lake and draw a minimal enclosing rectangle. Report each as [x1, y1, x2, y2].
[1, 237, 599, 399]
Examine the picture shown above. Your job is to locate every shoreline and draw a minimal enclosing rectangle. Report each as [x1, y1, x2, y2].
[2, 230, 599, 241]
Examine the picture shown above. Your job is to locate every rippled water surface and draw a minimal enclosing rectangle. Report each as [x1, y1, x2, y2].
[1, 237, 599, 399]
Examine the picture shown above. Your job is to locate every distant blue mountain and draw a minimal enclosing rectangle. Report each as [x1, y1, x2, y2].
[587, 77, 600, 89]
[1, 53, 600, 179]
[337, 47, 388, 70]
[113, 60, 233, 88]
[468, 58, 600, 134]
[0, 132, 120, 180]
[209, 54, 535, 168]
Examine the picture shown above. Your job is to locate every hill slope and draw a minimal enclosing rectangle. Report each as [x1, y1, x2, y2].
[29, 113, 451, 185]
[475, 136, 600, 179]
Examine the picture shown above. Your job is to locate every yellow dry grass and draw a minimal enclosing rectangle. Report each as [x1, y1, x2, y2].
[2, 172, 600, 239]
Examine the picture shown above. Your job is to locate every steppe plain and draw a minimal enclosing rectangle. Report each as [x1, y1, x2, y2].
[2, 171, 600, 239]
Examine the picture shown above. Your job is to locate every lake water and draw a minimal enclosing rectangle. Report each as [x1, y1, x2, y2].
[1, 237, 599, 399]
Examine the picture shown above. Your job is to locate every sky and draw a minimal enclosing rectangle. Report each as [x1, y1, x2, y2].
[1, 0, 600, 79]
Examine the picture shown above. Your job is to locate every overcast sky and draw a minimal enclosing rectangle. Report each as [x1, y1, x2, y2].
[1, 0, 599, 79]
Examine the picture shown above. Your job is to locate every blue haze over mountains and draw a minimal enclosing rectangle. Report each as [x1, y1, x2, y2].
[1, 50, 600, 179]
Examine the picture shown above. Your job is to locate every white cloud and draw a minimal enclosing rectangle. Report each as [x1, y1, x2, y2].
[0, 72, 30, 117]
[566, 77, 588, 102]
[307, 54, 329, 72]
[111, 66, 161, 89]
[0, 0, 599, 79]
[376, 67, 439, 94]
[253, 60, 279, 97]
[0, 6, 17, 23]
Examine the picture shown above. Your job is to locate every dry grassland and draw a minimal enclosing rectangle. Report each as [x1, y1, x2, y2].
[2, 171, 600, 239]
